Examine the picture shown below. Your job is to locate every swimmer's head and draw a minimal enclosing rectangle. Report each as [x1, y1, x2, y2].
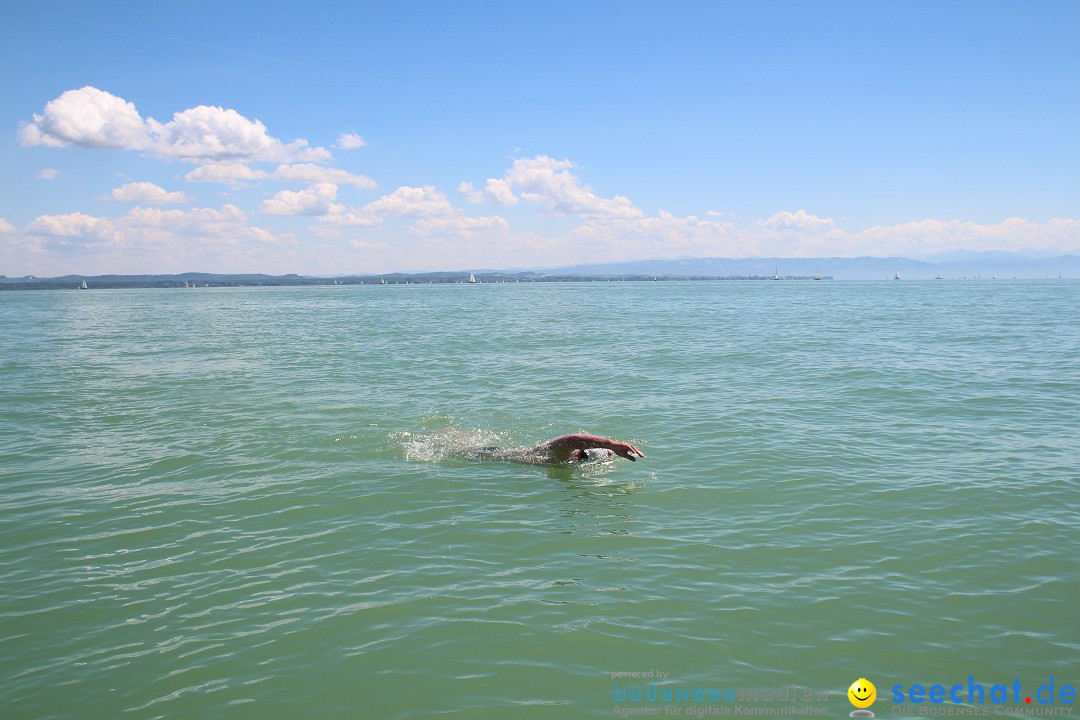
[575, 448, 614, 463]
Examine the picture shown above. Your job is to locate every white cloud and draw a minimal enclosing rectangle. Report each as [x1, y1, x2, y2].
[362, 185, 456, 217]
[349, 239, 391, 250]
[26, 212, 116, 240]
[19, 86, 150, 149]
[272, 163, 376, 188]
[38, 168, 62, 180]
[21, 86, 330, 164]
[702, 214, 1080, 258]
[5, 200, 301, 275]
[758, 209, 836, 231]
[842, 216, 1080, 257]
[411, 215, 510, 237]
[568, 211, 742, 260]
[148, 104, 328, 164]
[185, 163, 271, 185]
[262, 183, 345, 216]
[317, 211, 382, 228]
[16, 204, 288, 272]
[464, 155, 642, 219]
[459, 179, 518, 205]
[12, 98, 1080, 275]
[24, 205, 252, 243]
[336, 133, 367, 149]
[183, 162, 376, 189]
[317, 185, 507, 238]
[123, 204, 247, 229]
[110, 182, 190, 204]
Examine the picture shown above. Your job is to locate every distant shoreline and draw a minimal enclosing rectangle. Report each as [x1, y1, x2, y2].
[4, 251, 1075, 288]
[0, 273, 832, 291]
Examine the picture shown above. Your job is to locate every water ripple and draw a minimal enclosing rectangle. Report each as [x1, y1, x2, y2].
[2, 282, 1078, 718]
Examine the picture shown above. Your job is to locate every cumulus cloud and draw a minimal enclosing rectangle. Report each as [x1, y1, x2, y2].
[262, 183, 345, 216]
[411, 214, 510, 237]
[20, 87, 151, 149]
[21, 86, 330, 165]
[38, 168, 62, 180]
[843, 216, 1080, 257]
[463, 155, 642, 219]
[24, 206, 251, 239]
[459, 179, 518, 205]
[704, 213, 1080, 258]
[456, 157, 1080, 263]
[316, 211, 382, 228]
[123, 204, 247, 229]
[110, 182, 190, 204]
[568, 211, 742, 259]
[0, 218, 16, 234]
[361, 186, 456, 217]
[336, 133, 367, 149]
[184, 163, 271, 185]
[8, 202, 298, 276]
[183, 162, 375, 189]
[26, 212, 116, 240]
[316, 185, 508, 238]
[349, 239, 391, 250]
[272, 163, 376, 188]
[148, 105, 328, 163]
[758, 209, 836, 231]
[458, 157, 1080, 262]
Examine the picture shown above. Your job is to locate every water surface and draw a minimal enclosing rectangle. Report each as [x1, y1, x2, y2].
[2, 280, 1078, 719]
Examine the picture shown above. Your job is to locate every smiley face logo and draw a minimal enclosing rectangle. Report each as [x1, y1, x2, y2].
[848, 678, 877, 709]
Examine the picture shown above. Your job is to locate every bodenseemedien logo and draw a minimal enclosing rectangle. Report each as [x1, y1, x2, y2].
[849, 678, 877, 717]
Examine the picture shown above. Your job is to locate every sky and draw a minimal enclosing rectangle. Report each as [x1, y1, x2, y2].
[1, 0, 1078, 276]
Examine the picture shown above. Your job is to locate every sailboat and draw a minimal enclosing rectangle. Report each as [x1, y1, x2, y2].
[935, 271, 942, 280]
[894, 271, 901, 280]
[813, 267, 822, 281]
[773, 267, 781, 280]
[468, 273, 478, 284]
[379, 278, 387, 285]
[79, 279, 88, 290]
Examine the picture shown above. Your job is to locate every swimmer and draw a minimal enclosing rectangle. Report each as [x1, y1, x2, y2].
[475, 433, 645, 465]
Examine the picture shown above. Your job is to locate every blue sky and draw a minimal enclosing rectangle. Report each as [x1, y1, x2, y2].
[2, 0, 1078, 275]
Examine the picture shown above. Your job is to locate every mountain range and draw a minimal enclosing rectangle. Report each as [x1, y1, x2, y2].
[542, 252, 1079, 280]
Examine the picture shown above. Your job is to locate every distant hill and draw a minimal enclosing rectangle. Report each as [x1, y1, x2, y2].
[542, 252, 1080, 280]
[2, 251, 1076, 289]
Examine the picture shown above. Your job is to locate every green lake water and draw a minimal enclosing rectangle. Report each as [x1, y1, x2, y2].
[2, 280, 1078, 719]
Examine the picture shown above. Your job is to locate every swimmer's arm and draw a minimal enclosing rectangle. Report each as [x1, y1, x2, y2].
[536, 434, 646, 462]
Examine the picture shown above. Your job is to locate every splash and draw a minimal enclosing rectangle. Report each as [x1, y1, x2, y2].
[391, 426, 621, 467]
[392, 426, 511, 463]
